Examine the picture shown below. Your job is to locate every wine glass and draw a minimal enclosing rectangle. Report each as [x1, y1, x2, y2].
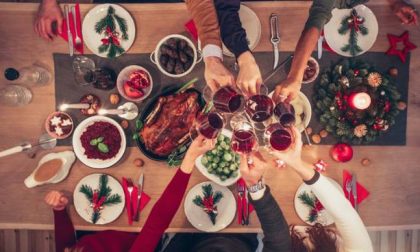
[274, 102, 295, 127]
[190, 112, 226, 140]
[264, 123, 294, 167]
[72, 56, 96, 86]
[244, 84, 274, 131]
[231, 121, 258, 155]
[212, 86, 245, 114]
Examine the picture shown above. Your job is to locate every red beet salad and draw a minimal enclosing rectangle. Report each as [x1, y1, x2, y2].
[80, 121, 121, 160]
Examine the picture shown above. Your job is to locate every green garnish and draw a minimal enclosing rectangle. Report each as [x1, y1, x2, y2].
[98, 142, 109, 153]
[89, 136, 109, 153]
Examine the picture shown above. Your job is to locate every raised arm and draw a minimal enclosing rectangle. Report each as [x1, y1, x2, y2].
[239, 153, 291, 251]
[44, 191, 76, 252]
[185, 0, 234, 91]
[130, 135, 214, 252]
[273, 128, 373, 252]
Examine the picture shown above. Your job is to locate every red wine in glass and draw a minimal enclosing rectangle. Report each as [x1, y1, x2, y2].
[264, 123, 293, 151]
[198, 112, 224, 139]
[274, 102, 295, 127]
[213, 86, 245, 113]
[245, 95, 274, 123]
[231, 129, 257, 154]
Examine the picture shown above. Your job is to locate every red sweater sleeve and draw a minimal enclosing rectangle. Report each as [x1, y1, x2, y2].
[53, 209, 77, 252]
[129, 168, 191, 252]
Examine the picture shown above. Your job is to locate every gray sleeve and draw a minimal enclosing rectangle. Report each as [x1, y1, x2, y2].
[249, 186, 291, 252]
[304, 0, 337, 31]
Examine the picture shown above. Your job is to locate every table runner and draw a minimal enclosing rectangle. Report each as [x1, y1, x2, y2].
[54, 51, 408, 147]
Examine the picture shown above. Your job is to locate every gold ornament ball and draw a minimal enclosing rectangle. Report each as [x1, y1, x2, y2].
[361, 158, 371, 166]
[389, 68, 398, 77]
[397, 101, 407, 111]
[367, 72, 383, 87]
[109, 93, 120, 105]
[312, 134, 321, 144]
[319, 130, 328, 138]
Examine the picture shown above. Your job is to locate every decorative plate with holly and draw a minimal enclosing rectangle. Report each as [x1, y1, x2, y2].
[82, 4, 135, 58]
[73, 173, 124, 224]
[324, 5, 378, 57]
[294, 178, 342, 226]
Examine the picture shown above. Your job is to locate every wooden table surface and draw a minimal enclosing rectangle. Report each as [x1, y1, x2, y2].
[0, 1, 420, 232]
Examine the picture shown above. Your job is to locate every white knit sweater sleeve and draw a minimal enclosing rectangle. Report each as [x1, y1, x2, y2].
[308, 174, 373, 252]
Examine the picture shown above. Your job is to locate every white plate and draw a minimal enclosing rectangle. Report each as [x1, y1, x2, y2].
[324, 5, 378, 57]
[116, 65, 153, 102]
[184, 181, 236, 232]
[73, 173, 125, 224]
[222, 4, 261, 57]
[268, 91, 312, 133]
[195, 129, 241, 187]
[72, 115, 126, 169]
[294, 178, 343, 226]
[82, 4, 136, 58]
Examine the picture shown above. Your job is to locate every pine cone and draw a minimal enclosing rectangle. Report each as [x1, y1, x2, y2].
[354, 124, 368, 138]
[367, 72, 382, 87]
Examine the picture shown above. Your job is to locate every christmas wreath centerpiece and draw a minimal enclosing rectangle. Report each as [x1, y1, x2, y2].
[95, 6, 129, 58]
[313, 59, 403, 144]
[79, 174, 122, 224]
[193, 184, 224, 225]
[298, 191, 324, 223]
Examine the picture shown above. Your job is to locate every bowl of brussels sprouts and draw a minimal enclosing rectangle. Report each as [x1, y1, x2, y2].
[195, 129, 241, 186]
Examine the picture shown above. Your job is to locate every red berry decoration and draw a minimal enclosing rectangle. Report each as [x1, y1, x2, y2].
[330, 143, 353, 162]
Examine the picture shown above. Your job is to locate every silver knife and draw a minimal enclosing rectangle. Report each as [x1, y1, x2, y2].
[64, 5, 74, 56]
[317, 34, 324, 60]
[270, 14, 280, 70]
[134, 173, 144, 221]
[263, 54, 293, 83]
[351, 173, 358, 212]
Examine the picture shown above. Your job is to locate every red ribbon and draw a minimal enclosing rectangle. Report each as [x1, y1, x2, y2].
[348, 13, 364, 32]
[101, 26, 121, 46]
[92, 191, 106, 212]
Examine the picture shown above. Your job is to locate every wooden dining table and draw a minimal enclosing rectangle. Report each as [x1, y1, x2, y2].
[0, 0, 419, 233]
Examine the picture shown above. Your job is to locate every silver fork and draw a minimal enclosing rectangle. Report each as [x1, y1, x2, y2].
[345, 179, 352, 200]
[127, 179, 134, 215]
[71, 6, 82, 48]
[237, 183, 245, 225]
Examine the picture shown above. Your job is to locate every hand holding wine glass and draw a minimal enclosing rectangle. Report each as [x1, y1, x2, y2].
[270, 126, 303, 169]
[204, 56, 235, 92]
[239, 152, 270, 186]
[44, 190, 69, 211]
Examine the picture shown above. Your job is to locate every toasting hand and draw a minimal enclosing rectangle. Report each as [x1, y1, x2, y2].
[45, 190, 69, 211]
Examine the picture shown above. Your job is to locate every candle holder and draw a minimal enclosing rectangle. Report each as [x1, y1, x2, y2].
[98, 102, 138, 120]
[347, 92, 371, 110]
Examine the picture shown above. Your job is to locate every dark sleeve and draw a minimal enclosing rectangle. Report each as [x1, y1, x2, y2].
[304, 0, 337, 31]
[249, 186, 291, 252]
[53, 209, 77, 252]
[214, 0, 250, 58]
[129, 169, 191, 252]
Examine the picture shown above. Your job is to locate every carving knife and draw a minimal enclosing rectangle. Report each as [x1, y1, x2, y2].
[134, 173, 144, 221]
[270, 14, 280, 70]
[351, 173, 358, 212]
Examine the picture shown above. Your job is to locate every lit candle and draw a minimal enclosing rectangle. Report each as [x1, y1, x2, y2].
[348, 92, 371, 110]
[60, 103, 90, 111]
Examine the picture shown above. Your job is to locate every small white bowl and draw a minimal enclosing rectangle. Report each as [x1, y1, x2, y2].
[117, 65, 153, 103]
[150, 34, 202, 78]
[302, 57, 320, 84]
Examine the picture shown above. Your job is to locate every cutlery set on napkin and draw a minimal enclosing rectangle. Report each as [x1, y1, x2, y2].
[236, 179, 254, 225]
[122, 175, 150, 225]
[343, 170, 370, 212]
[60, 4, 84, 55]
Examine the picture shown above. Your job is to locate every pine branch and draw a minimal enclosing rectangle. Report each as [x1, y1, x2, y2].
[202, 184, 213, 199]
[298, 191, 316, 208]
[92, 211, 101, 224]
[213, 192, 223, 205]
[107, 6, 115, 15]
[114, 14, 128, 40]
[108, 43, 118, 58]
[98, 43, 110, 54]
[103, 194, 122, 205]
[193, 195, 204, 207]
[79, 184, 93, 201]
[98, 175, 111, 199]
[307, 211, 318, 223]
[338, 19, 349, 34]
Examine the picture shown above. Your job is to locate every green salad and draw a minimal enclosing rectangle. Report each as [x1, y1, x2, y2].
[201, 134, 240, 181]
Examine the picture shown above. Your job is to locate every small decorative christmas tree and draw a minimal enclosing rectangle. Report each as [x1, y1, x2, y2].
[80, 174, 122, 224]
[193, 184, 223, 225]
[95, 6, 128, 58]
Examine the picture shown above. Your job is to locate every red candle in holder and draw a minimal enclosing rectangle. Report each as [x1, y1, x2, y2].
[348, 92, 371, 110]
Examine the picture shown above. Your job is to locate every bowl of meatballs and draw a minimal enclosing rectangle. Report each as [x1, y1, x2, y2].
[150, 34, 201, 78]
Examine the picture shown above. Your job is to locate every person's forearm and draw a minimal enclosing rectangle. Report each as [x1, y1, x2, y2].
[250, 187, 291, 251]
[214, 0, 249, 58]
[287, 27, 320, 85]
[130, 168, 191, 252]
[53, 209, 76, 252]
[290, 160, 316, 182]
[42, 0, 57, 6]
[185, 0, 221, 48]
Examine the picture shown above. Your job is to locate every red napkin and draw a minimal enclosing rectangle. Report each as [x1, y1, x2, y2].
[59, 4, 84, 54]
[236, 179, 255, 224]
[184, 19, 198, 41]
[342, 170, 370, 208]
[321, 30, 335, 53]
[122, 177, 151, 225]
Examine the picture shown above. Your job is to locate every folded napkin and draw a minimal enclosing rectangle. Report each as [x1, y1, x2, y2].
[321, 30, 335, 53]
[122, 177, 151, 225]
[59, 4, 84, 54]
[236, 179, 255, 224]
[184, 19, 198, 41]
[342, 170, 370, 208]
